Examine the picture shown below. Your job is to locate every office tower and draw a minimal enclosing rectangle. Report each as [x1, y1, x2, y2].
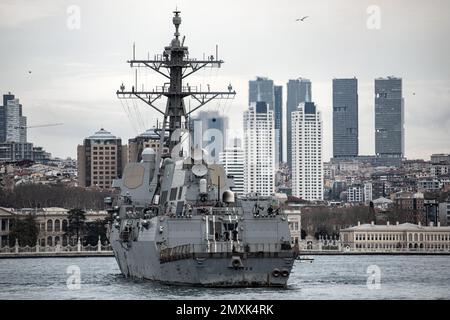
[375, 77, 404, 160]
[189, 110, 228, 164]
[77, 128, 128, 189]
[291, 102, 323, 201]
[274, 85, 283, 164]
[128, 128, 169, 163]
[0, 92, 15, 143]
[219, 138, 244, 196]
[4, 98, 26, 143]
[286, 78, 311, 168]
[0, 93, 32, 162]
[333, 78, 358, 158]
[243, 102, 275, 196]
[249, 76, 274, 109]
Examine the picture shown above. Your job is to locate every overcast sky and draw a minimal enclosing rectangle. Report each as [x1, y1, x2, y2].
[0, 0, 449, 160]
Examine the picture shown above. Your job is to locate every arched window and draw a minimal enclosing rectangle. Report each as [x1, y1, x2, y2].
[55, 236, 60, 245]
[40, 238, 45, 246]
[47, 220, 53, 232]
[408, 234, 412, 242]
[62, 219, 68, 232]
[54, 220, 61, 232]
[47, 236, 53, 246]
[62, 235, 68, 246]
[414, 234, 418, 242]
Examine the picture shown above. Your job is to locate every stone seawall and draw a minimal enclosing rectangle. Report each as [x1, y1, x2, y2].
[0, 251, 114, 259]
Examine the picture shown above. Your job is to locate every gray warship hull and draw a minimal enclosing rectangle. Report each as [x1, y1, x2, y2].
[110, 214, 296, 287]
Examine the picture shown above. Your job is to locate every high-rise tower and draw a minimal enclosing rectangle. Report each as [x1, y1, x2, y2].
[244, 102, 275, 196]
[375, 77, 404, 163]
[286, 78, 311, 168]
[333, 78, 358, 158]
[291, 102, 323, 201]
[274, 85, 283, 164]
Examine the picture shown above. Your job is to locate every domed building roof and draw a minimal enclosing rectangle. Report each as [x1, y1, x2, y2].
[139, 128, 160, 139]
[88, 128, 118, 140]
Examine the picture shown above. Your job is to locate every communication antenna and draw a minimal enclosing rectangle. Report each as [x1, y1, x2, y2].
[116, 10, 236, 199]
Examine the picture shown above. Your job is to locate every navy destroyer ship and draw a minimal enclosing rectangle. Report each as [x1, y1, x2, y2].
[107, 10, 297, 287]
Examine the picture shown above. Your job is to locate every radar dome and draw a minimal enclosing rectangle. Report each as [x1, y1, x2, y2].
[222, 190, 235, 203]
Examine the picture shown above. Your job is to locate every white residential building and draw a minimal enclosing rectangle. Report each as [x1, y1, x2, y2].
[347, 182, 373, 204]
[291, 102, 323, 200]
[243, 102, 275, 196]
[219, 141, 245, 196]
[347, 184, 364, 203]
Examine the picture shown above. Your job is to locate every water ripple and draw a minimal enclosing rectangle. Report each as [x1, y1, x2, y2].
[0, 256, 449, 299]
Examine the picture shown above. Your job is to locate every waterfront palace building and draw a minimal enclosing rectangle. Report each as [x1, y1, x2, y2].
[0, 207, 108, 247]
[340, 221, 450, 251]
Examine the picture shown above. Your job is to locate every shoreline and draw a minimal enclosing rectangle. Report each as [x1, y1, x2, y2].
[1, 251, 450, 259]
[299, 251, 450, 255]
[0, 252, 114, 259]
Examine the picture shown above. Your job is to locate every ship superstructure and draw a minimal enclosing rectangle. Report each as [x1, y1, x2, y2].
[107, 10, 297, 287]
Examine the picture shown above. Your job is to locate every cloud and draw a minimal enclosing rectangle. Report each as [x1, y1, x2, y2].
[0, 0, 61, 28]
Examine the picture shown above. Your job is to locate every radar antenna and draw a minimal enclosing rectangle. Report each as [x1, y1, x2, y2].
[116, 10, 236, 151]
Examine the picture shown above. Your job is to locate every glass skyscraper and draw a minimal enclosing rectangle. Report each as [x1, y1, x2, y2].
[249, 77, 274, 109]
[332, 78, 358, 158]
[375, 77, 404, 159]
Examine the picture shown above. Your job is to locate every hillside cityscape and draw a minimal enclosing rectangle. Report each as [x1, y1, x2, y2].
[1, 74, 449, 250]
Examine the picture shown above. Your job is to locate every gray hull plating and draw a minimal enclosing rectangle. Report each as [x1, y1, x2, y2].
[111, 240, 294, 287]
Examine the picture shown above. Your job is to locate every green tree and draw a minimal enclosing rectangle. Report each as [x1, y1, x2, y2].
[8, 214, 39, 246]
[66, 208, 87, 244]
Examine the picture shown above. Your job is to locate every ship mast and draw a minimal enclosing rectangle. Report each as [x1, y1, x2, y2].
[117, 10, 236, 153]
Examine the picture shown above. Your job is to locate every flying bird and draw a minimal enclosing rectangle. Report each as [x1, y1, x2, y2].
[296, 16, 309, 22]
[28, 70, 32, 74]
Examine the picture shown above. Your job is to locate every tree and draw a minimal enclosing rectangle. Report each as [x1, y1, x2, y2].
[85, 219, 108, 245]
[8, 214, 39, 246]
[66, 208, 87, 244]
[301, 229, 307, 240]
[0, 184, 112, 210]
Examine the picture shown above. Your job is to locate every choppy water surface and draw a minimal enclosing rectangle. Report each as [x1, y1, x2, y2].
[0, 255, 449, 299]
